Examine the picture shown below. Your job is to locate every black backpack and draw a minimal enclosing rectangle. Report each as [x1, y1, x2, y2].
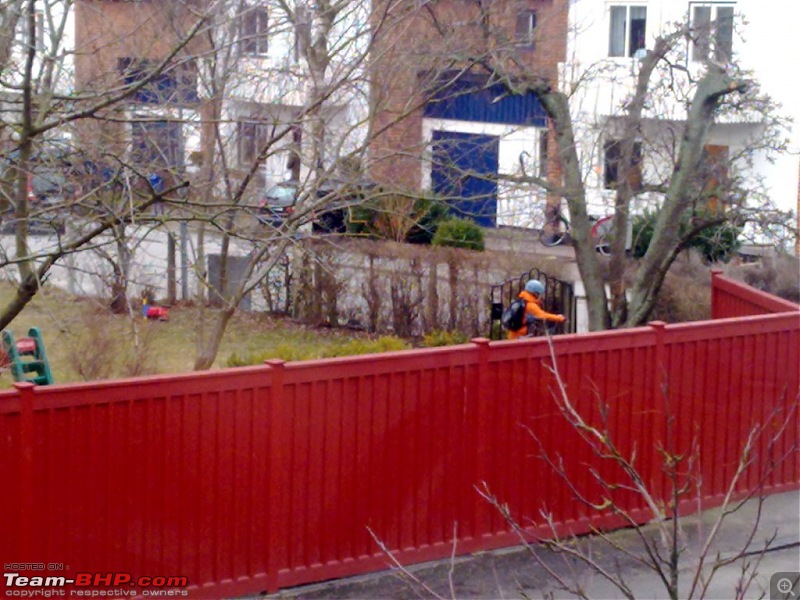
[501, 298, 526, 331]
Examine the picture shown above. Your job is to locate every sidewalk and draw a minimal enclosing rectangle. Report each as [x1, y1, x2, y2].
[271, 490, 800, 600]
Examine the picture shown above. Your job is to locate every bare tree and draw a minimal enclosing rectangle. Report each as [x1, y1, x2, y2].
[186, 0, 380, 369]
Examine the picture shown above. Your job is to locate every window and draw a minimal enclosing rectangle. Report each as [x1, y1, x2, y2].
[239, 5, 269, 55]
[604, 139, 643, 190]
[609, 5, 647, 58]
[131, 121, 183, 171]
[691, 4, 734, 62]
[237, 120, 273, 165]
[286, 125, 302, 180]
[515, 10, 537, 48]
[17, 10, 45, 52]
[118, 58, 198, 105]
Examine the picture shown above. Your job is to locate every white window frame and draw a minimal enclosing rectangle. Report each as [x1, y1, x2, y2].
[690, 2, 735, 63]
[608, 4, 648, 59]
[237, 120, 274, 166]
[239, 5, 269, 56]
[515, 10, 537, 48]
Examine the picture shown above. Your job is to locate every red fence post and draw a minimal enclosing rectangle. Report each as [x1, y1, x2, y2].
[648, 322, 667, 502]
[471, 338, 492, 538]
[265, 359, 287, 592]
[15, 382, 36, 561]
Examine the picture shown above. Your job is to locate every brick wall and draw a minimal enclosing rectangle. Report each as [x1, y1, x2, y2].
[369, 0, 569, 194]
[73, 0, 205, 152]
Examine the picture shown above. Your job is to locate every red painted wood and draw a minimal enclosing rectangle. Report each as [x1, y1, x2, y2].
[0, 275, 797, 597]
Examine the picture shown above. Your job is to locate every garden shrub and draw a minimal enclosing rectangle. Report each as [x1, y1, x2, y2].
[320, 336, 408, 357]
[348, 194, 448, 244]
[226, 335, 409, 366]
[432, 217, 485, 251]
[421, 329, 471, 347]
[632, 209, 741, 262]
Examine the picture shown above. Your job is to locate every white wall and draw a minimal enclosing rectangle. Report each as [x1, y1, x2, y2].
[0, 224, 263, 309]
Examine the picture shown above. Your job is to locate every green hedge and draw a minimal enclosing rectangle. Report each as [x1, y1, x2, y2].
[431, 217, 485, 251]
[226, 335, 409, 367]
[632, 209, 741, 263]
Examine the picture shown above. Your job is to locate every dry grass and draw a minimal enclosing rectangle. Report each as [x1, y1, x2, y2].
[0, 282, 377, 387]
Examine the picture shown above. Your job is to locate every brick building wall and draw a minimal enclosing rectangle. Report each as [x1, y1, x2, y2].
[369, 0, 569, 195]
[73, 0, 206, 155]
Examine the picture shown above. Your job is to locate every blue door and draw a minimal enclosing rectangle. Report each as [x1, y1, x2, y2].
[431, 130, 499, 228]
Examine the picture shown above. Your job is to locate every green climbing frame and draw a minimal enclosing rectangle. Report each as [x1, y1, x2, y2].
[1, 327, 54, 385]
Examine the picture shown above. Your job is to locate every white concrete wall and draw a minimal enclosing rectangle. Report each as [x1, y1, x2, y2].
[0, 225, 262, 309]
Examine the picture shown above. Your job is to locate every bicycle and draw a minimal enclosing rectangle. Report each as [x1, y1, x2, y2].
[539, 211, 614, 256]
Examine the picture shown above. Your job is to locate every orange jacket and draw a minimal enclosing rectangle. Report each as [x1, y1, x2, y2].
[507, 290, 565, 340]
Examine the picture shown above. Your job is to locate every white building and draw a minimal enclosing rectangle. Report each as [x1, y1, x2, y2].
[217, 0, 370, 197]
[563, 0, 800, 233]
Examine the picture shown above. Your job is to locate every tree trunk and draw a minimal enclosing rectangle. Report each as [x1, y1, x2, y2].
[193, 306, 236, 370]
[626, 67, 745, 326]
[537, 91, 610, 331]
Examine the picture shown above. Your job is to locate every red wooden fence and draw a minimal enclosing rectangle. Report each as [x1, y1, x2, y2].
[1, 274, 797, 597]
[711, 269, 800, 318]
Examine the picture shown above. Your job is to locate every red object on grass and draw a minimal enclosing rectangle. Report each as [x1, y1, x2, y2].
[145, 306, 169, 321]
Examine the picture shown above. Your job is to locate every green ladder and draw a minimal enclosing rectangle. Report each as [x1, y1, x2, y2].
[1, 327, 54, 385]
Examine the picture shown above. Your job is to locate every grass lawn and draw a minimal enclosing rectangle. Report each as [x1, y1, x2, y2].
[0, 282, 389, 387]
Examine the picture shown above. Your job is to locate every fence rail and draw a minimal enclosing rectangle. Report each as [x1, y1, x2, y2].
[0, 274, 797, 598]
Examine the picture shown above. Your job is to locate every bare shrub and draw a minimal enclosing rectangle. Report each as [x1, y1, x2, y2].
[446, 254, 459, 331]
[423, 260, 440, 331]
[66, 307, 160, 380]
[315, 254, 346, 326]
[68, 311, 118, 381]
[119, 321, 158, 377]
[457, 264, 484, 336]
[728, 254, 800, 303]
[650, 252, 712, 323]
[390, 261, 424, 337]
[260, 254, 292, 314]
[361, 252, 384, 333]
[292, 252, 318, 323]
[298, 237, 571, 337]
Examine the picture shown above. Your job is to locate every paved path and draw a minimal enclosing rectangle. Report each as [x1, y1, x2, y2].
[269, 490, 799, 599]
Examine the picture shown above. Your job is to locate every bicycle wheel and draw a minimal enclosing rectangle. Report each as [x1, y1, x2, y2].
[539, 215, 570, 247]
[591, 216, 613, 255]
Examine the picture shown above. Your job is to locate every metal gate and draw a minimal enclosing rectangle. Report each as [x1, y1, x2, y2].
[488, 267, 576, 339]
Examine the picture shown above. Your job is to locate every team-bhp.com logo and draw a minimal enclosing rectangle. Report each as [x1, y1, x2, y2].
[4, 569, 188, 597]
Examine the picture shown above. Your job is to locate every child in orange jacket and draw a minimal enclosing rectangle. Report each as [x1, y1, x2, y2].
[507, 279, 566, 340]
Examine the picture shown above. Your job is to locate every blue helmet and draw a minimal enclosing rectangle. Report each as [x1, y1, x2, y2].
[524, 279, 545, 296]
